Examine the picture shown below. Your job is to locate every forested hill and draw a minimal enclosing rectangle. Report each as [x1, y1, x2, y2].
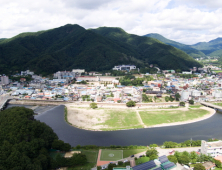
[191, 37, 222, 56]
[144, 33, 206, 58]
[91, 27, 202, 70]
[0, 24, 202, 75]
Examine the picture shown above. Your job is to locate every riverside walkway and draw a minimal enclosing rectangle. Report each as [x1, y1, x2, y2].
[200, 102, 222, 110]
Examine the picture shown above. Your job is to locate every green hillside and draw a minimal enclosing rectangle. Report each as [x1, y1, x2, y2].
[0, 24, 202, 75]
[144, 33, 205, 58]
[91, 27, 202, 70]
[191, 37, 222, 55]
[0, 24, 146, 75]
[209, 49, 222, 57]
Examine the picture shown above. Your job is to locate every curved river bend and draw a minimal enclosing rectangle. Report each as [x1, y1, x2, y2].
[32, 105, 222, 146]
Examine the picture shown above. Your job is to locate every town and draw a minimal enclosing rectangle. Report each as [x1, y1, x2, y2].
[1, 64, 222, 104]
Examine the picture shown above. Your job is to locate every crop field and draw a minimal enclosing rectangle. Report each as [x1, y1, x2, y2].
[100, 150, 123, 161]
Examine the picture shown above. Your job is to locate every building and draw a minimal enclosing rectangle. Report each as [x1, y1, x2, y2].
[72, 69, 85, 74]
[21, 70, 34, 75]
[1, 75, 9, 85]
[53, 71, 75, 80]
[113, 65, 136, 71]
[201, 140, 222, 157]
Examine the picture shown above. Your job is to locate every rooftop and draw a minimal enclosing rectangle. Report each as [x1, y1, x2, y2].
[206, 141, 222, 147]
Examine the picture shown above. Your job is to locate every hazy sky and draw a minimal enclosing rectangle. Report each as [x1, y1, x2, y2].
[1, 0, 222, 45]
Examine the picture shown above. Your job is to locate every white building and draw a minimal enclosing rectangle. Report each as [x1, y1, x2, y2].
[180, 90, 190, 101]
[72, 69, 85, 74]
[1, 76, 9, 85]
[113, 65, 136, 71]
[201, 140, 222, 157]
[21, 70, 34, 75]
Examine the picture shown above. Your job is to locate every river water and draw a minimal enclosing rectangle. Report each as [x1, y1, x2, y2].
[6, 104, 222, 146]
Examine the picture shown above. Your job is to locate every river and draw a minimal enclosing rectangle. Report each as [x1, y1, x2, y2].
[7, 104, 222, 146]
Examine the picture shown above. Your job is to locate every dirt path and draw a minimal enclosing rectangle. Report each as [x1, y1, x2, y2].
[136, 110, 146, 128]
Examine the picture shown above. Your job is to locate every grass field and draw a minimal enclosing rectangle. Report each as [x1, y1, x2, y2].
[214, 103, 222, 107]
[81, 150, 98, 163]
[135, 157, 150, 165]
[97, 110, 143, 130]
[212, 70, 222, 73]
[100, 150, 123, 161]
[139, 109, 209, 126]
[123, 149, 147, 158]
[189, 105, 203, 108]
[67, 162, 95, 170]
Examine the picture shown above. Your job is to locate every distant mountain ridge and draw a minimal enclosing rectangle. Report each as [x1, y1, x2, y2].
[0, 24, 202, 75]
[144, 33, 206, 58]
[145, 33, 222, 57]
[191, 37, 222, 56]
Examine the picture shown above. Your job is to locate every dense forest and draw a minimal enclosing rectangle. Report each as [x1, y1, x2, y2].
[0, 107, 86, 170]
[0, 24, 202, 75]
[91, 27, 202, 70]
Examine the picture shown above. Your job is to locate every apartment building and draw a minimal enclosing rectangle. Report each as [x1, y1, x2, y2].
[201, 140, 222, 157]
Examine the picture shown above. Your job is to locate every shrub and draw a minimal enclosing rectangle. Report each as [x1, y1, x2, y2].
[126, 101, 136, 107]
[90, 102, 98, 109]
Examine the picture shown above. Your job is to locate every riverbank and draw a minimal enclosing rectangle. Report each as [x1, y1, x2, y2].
[65, 104, 215, 131]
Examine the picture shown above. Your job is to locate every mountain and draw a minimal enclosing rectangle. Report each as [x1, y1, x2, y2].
[144, 33, 205, 58]
[0, 24, 202, 75]
[91, 27, 202, 70]
[191, 37, 222, 56]
[0, 38, 6, 42]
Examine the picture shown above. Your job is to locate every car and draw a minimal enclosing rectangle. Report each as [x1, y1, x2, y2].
[139, 155, 143, 158]
[131, 155, 134, 157]
[124, 159, 128, 163]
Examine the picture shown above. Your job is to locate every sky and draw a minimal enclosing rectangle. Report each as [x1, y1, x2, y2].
[1, 0, 222, 45]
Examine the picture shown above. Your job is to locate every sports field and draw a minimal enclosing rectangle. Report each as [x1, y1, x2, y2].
[100, 150, 123, 161]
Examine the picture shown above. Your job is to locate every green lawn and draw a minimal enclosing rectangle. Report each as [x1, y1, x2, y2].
[214, 103, 222, 107]
[97, 110, 143, 130]
[67, 162, 95, 170]
[100, 150, 123, 161]
[139, 109, 209, 126]
[189, 105, 203, 108]
[81, 150, 98, 163]
[212, 70, 222, 73]
[123, 149, 147, 158]
[135, 157, 150, 165]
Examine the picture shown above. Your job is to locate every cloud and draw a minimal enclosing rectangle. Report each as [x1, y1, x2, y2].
[0, 0, 222, 44]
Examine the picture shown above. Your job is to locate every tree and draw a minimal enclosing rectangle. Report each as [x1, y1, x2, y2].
[90, 102, 98, 109]
[178, 155, 190, 165]
[146, 148, 158, 158]
[214, 159, 222, 168]
[175, 93, 181, 101]
[168, 155, 178, 164]
[0, 107, 59, 169]
[193, 163, 205, 170]
[126, 101, 136, 107]
[165, 96, 170, 102]
[189, 100, 194, 105]
[179, 102, 185, 106]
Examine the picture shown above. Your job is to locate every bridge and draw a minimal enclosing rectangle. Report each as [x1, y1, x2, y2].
[200, 102, 222, 111]
[0, 95, 12, 111]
